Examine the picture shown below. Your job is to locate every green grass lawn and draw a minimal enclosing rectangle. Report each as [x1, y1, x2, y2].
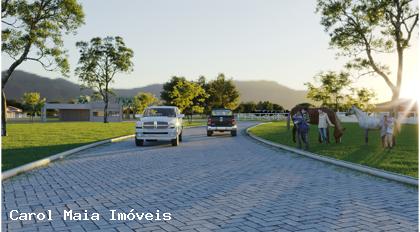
[183, 120, 206, 127]
[2, 122, 136, 171]
[249, 121, 418, 178]
[2, 120, 207, 171]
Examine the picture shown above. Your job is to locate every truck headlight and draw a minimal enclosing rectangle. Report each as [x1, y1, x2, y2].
[169, 122, 179, 128]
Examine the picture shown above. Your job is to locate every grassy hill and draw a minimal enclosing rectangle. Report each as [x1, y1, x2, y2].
[4, 70, 310, 109]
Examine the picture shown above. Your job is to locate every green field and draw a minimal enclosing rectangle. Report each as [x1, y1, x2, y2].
[2, 120, 206, 171]
[249, 121, 418, 178]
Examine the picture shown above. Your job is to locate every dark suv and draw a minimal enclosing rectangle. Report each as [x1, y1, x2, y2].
[207, 109, 237, 136]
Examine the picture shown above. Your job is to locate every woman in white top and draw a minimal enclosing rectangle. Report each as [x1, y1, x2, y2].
[318, 109, 334, 143]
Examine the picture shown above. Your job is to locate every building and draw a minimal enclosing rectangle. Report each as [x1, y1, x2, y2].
[41, 102, 122, 122]
[6, 106, 24, 119]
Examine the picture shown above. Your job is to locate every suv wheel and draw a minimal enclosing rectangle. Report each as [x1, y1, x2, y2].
[231, 130, 237, 137]
[135, 139, 144, 146]
[171, 135, 179, 146]
[207, 131, 213, 136]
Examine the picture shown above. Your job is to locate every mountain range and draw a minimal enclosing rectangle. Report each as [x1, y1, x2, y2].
[4, 70, 310, 109]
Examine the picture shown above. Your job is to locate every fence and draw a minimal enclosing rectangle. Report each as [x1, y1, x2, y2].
[236, 113, 289, 121]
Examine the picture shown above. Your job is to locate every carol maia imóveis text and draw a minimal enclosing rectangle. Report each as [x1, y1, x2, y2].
[9, 209, 172, 221]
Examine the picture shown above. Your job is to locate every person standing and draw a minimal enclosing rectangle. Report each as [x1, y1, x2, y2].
[318, 109, 334, 144]
[293, 108, 310, 150]
[380, 115, 387, 147]
[384, 114, 395, 149]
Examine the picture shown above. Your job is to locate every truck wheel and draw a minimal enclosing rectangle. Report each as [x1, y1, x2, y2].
[231, 130, 237, 137]
[207, 131, 213, 136]
[135, 139, 144, 146]
[171, 135, 179, 146]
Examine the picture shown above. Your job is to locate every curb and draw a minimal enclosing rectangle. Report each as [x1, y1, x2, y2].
[2, 134, 135, 181]
[246, 123, 418, 186]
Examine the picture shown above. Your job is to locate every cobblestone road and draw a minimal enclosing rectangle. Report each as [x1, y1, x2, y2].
[2, 122, 418, 231]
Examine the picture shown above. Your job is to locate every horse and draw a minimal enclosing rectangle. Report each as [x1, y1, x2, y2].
[347, 105, 391, 145]
[287, 106, 345, 143]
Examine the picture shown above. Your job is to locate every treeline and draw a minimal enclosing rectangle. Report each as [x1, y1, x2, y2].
[8, 72, 287, 120]
[160, 73, 239, 116]
[235, 101, 285, 113]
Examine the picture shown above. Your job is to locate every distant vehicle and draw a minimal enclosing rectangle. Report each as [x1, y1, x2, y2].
[135, 106, 184, 146]
[207, 109, 237, 136]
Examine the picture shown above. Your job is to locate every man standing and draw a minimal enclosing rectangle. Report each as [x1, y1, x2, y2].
[293, 108, 310, 150]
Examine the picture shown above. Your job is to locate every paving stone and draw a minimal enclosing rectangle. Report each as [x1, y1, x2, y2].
[2, 122, 418, 231]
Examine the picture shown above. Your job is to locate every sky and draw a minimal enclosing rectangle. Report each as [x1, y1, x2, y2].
[1, 0, 419, 102]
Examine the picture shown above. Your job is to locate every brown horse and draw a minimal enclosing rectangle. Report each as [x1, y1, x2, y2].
[287, 106, 345, 143]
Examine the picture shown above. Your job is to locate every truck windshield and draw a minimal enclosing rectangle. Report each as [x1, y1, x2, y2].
[211, 110, 232, 116]
[144, 108, 176, 117]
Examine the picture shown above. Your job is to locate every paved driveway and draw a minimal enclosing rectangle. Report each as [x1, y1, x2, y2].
[2, 122, 418, 231]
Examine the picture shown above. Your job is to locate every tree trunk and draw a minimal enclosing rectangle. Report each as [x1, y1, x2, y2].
[1, 42, 32, 136]
[1, 91, 7, 136]
[104, 99, 109, 123]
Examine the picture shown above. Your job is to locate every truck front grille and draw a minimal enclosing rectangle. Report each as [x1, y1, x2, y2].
[143, 121, 169, 129]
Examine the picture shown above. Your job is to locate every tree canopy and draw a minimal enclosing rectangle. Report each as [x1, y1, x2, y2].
[206, 73, 240, 111]
[305, 71, 376, 111]
[133, 92, 158, 115]
[161, 76, 207, 114]
[1, 0, 85, 135]
[21, 92, 45, 121]
[75, 36, 134, 123]
[316, 0, 418, 103]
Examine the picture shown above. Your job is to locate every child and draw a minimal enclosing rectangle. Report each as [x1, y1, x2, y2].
[384, 114, 395, 149]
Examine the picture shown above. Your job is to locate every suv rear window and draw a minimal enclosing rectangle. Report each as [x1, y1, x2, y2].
[144, 108, 176, 117]
[211, 109, 232, 116]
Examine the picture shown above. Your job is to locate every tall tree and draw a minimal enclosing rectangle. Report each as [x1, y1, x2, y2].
[316, 0, 418, 109]
[344, 87, 376, 112]
[236, 101, 257, 113]
[305, 71, 351, 111]
[256, 101, 274, 111]
[21, 92, 45, 122]
[75, 36, 134, 123]
[161, 76, 207, 115]
[133, 92, 158, 115]
[206, 73, 240, 111]
[1, 0, 85, 135]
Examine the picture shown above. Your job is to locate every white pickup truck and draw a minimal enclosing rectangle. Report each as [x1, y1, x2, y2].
[135, 106, 184, 146]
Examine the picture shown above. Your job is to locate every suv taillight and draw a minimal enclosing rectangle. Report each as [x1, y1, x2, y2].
[232, 118, 236, 125]
[207, 118, 212, 125]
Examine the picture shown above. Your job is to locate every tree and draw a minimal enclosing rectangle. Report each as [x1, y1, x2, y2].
[236, 101, 257, 113]
[21, 92, 45, 121]
[161, 76, 207, 116]
[1, 0, 85, 135]
[305, 71, 351, 111]
[206, 73, 240, 111]
[133, 92, 158, 115]
[116, 96, 135, 119]
[272, 103, 284, 112]
[75, 36, 134, 123]
[344, 87, 376, 112]
[256, 101, 274, 111]
[316, 0, 418, 111]
[77, 95, 91, 104]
